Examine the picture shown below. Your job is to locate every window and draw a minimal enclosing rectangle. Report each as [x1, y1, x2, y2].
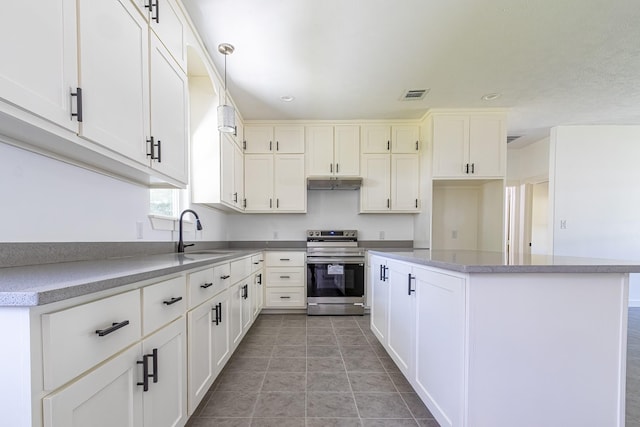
[150, 188, 180, 217]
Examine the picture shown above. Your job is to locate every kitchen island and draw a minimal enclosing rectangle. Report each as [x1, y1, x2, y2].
[368, 249, 640, 427]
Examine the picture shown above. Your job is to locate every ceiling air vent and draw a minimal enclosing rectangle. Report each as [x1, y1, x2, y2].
[401, 89, 429, 101]
[507, 135, 522, 144]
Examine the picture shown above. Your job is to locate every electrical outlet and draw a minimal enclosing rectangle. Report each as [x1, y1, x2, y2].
[452, 230, 458, 239]
[560, 220, 567, 229]
[379, 231, 385, 240]
[273, 231, 279, 239]
[136, 222, 143, 239]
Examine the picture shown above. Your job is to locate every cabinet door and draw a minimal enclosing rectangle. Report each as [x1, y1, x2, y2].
[142, 318, 187, 427]
[43, 344, 143, 427]
[361, 154, 391, 212]
[468, 115, 506, 177]
[77, 0, 149, 164]
[361, 125, 391, 153]
[369, 257, 388, 343]
[229, 281, 244, 349]
[244, 125, 273, 153]
[391, 154, 420, 212]
[386, 261, 414, 376]
[244, 154, 274, 211]
[432, 115, 469, 178]
[149, 0, 187, 70]
[413, 267, 465, 427]
[253, 271, 264, 317]
[334, 125, 360, 176]
[241, 281, 253, 331]
[212, 290, 230, 374]
[187, 301, 214, 415]
[305, 126, 334, 176]
[275, 125, 305, 153]
[149, 35, 188, 183]
[0, 0, 77, 131]
[392, 125, 420, 153]
[274, 155, 306, 212]
[221, 133, 235, 206]
[233, 142, 245, 209]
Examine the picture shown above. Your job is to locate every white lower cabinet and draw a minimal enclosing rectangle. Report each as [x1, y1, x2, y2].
[43, 344, 143, 427]
[186, 299, 215, 415]
[370, 256, 465, 427]
[386, 260, 414, 377]
[413, 267, 465, 427]
[141, 318, 187, 427]
[264, 251, 306, 308]
[369, 255, 389, 342]
[229, 280, 244, 349]
[212, 290, 230, 374]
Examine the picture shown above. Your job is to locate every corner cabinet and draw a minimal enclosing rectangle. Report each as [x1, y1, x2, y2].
[431, 113, 506, 179]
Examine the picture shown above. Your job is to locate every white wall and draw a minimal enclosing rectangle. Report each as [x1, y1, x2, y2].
[226, 190, 415, 242]
[0, 141, 229, 242]
[507, 137, 550, 183]
[549, 126, 640, 305]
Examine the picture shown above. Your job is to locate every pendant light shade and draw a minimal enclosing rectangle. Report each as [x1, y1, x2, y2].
[217, 43, 236, 133]
[217, 104, 235, 133]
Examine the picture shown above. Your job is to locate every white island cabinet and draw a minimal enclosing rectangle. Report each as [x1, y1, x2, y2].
[369, 250, 637, 427]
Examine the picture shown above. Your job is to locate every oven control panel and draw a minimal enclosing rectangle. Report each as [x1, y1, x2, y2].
[307, 230, 358, 239]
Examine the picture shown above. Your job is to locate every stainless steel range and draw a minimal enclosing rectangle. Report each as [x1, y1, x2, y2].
[306, 229, 365, 315]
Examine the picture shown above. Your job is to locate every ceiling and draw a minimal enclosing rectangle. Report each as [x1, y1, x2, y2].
[182, 0, 640, 146]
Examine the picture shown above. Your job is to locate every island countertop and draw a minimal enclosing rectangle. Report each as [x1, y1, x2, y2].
[369, 249, 640, 274]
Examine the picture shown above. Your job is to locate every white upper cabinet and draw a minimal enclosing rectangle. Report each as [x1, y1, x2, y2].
[361, 154, 392, 212]
[432, 113, 506, 178]
[305, 126, 334, 176]
[392, 125, 421, 153]
[244, 125, 273, 153]
[305, 125, 360, 176]
[148, 34, 188, 183]
[244, 154, 275, 211]
[391, 154, 420, 211]
[274, 155, 306, 211]
[77, 0, 150, 164]
[334, 125, 360, 176]
[0, 0, 78, 131]
[362, 124, 419, 154]
[244, 125, 304, 154]
[361, 125, 391, 153]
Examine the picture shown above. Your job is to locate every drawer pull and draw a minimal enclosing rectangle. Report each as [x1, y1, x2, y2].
[163, 296, 182, 306]
[95, 320, 130, 337]
[253, 262, 259, 265]
[221, 275, 231, 280]
[280, 296, 291, 299]
[200, 282, 214, 289]
[279, 258, 290, 261]
[279, 275, 291, 279]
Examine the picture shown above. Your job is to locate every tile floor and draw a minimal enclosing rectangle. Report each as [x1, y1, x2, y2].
[186, 314, 439, 427]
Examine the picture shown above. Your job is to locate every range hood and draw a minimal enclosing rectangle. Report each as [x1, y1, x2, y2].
[307, 177, 362, 190]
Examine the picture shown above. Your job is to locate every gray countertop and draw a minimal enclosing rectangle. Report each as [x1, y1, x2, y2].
[0, 249, 262, 307]
[369, 249, 640, 274]
[3, 246, 640, 308]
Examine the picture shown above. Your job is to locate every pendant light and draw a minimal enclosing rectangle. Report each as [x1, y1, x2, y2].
[217, 43, 236, 133]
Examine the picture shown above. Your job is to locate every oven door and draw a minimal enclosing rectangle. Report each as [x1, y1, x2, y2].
[306, 260, 365, 300]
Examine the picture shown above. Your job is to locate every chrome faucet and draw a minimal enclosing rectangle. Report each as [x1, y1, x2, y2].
[177, 209, 203, 253]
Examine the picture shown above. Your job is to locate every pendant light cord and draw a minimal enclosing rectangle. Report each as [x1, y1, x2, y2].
[223, 53, 228, 104]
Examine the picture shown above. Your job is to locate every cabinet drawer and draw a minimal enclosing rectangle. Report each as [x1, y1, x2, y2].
[188, 263, 229, 309]
[251, 253, 264, 273]
[266, 251, 305, 267]
[266, 267, 304, 287]
[265, 288, 305, 308]
[230, 256, 252, 282]
[42, 289, 141, 391]
[142, 276, 186, 335]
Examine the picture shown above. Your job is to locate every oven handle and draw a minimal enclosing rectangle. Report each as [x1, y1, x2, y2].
[306, 258, 365, 265]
